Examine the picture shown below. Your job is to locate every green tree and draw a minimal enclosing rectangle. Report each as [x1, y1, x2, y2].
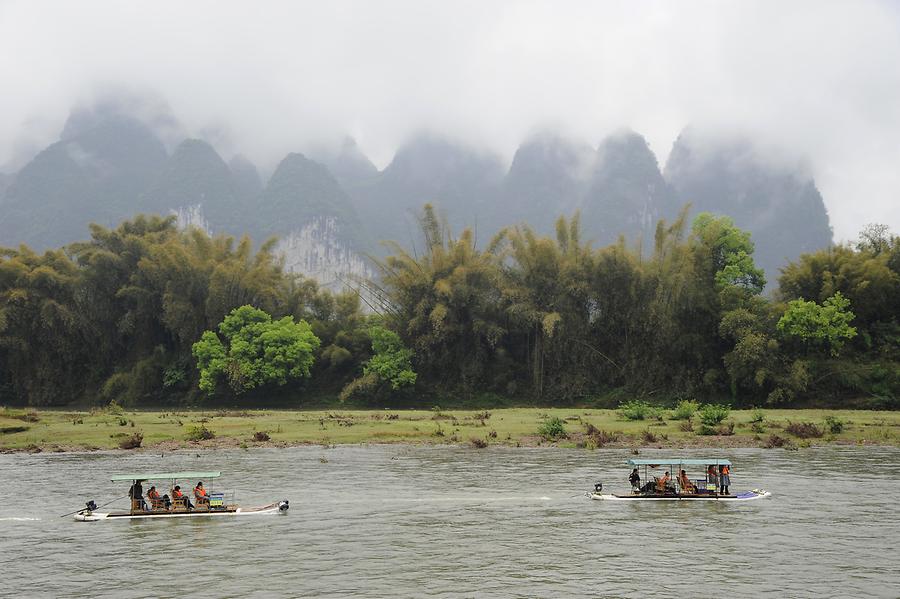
[73, 216, 295, 403]
[778, 235, 899, 351]
[623, 210, 720, 394]
[192, 305, 320, 395]
[856, 223, 891, 255]
[496, 214, 593, 398]
[692, 212, 766, 294]
[374, 204, 505, 396]
[776, 292, 857, 356]
[776, 228, 898, 403]
[363, 325, 417, 389]
[0, 246, 89, 405]
[718, 304, 784, 399]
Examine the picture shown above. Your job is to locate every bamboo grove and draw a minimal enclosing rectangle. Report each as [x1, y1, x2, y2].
[0, 208, 897, 408]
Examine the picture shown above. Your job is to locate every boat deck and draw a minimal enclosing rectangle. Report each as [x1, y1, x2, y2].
[591, 490, 771, 501]
[105, 507, 238, 518]
[76, 501, 287, 521]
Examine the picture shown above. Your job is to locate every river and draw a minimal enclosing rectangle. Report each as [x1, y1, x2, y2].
[2, 445, 899, 598]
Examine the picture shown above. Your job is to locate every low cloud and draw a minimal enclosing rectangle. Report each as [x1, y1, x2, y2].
[1, 0, 898, 240]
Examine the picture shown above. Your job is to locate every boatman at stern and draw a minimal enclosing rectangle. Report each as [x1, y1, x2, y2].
[629, 468, 641, 492]
[719, 464, 731, 495]
[128, 479, 148, 511]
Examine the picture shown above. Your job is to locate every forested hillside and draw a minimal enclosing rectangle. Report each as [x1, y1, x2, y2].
[0, 209, 895, 409]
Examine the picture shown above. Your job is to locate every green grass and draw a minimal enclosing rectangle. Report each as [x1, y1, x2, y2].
[0, 406, 898, 451]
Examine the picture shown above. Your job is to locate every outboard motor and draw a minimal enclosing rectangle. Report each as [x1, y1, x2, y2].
[278, 499, 290, 512]
[84, 500, 97, 513]
[593, 482, 603, 493]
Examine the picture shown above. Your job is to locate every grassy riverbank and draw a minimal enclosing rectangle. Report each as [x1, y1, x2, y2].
[2, 406, 899, 453]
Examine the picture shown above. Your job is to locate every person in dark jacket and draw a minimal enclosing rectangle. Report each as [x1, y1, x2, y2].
[629, 468, 641, 492]
[128, 480, 147, 511]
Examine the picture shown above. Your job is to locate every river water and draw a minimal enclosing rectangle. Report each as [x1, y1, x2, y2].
[2, 445, 899, 598]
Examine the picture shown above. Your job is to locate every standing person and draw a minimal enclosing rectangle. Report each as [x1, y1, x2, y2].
[128, 480, 147, 511]
[629, 468, 641, 492]
[707, 465, 718, 494]
[720, 464, 731, 495]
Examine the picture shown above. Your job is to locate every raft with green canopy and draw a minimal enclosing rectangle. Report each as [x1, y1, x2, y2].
[109, 471, 221, 481]
[72, 471, 289, 521]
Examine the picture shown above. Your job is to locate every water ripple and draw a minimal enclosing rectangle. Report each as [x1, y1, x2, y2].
[1, 445, 899, 598]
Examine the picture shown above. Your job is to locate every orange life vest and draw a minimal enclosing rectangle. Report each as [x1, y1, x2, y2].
[148, 489, 160, 500]
[722, 465, 730, 475]
[173, 489, 183, 498]
[195, 487, 207, 497]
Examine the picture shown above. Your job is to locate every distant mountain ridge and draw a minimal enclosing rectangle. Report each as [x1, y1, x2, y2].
[142, 138, 242, 233]
[0, 101, 833, 286]
[665, 130, 833, 279]
[495, 130, 681, 247]
[347, 134, 506, 249]
[0, 112, 168, 249]
[498, 132, 594, 236]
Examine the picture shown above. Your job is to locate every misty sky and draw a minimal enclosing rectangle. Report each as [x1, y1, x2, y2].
[1, 0, 899, 241]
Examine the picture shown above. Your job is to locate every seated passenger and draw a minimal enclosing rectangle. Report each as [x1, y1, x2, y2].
[147, 485, 163, 510]
[656, 471, 671, 493]
[194, 481, 209, 507]
[677, 469, 695, 494]
[172, 485, 194, 510]
[707, 465, 719, 492]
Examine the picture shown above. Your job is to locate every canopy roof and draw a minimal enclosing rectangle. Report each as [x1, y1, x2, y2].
[627, 459, 731, 467]
[110, 471, 221, 482]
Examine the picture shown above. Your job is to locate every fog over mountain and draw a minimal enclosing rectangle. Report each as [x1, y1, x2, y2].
[352, 134, 506, 249]
[665, 130, 833, 279]
[0, 110, 168, 248]
[0, 99, 835, 289]
[1, 1, 898, 289]
[2, 1, 899, 243]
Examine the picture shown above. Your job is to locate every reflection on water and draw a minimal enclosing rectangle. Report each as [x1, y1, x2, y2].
[3, 446, 899, 598]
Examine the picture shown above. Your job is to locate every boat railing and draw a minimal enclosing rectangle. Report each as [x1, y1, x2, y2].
[132, 490, 237, 513]
[207, 490, 235, 509]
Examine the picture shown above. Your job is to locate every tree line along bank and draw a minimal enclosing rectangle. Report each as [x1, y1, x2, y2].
[0, 207, 897, 410]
